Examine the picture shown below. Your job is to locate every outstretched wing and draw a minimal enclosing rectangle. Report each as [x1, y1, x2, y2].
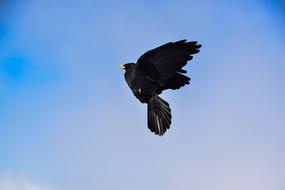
[136, 40, 201, 85]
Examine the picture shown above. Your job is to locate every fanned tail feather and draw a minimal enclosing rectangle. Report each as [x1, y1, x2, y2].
[147, 96, 172, 136]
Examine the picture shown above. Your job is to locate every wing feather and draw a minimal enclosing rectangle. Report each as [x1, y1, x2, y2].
[137, 40, 201, 85]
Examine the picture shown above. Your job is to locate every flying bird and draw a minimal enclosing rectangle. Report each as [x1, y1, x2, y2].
[120, 39, 201, 136]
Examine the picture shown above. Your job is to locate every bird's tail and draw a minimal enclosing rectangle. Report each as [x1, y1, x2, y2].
[147, 96, 172, 136]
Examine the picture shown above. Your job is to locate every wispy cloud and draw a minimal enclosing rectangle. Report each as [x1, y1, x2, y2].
[0, 174, 56, 190]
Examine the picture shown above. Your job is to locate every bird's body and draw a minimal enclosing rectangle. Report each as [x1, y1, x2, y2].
[120, 40, 201, 136]
[123, 63, 158, 103]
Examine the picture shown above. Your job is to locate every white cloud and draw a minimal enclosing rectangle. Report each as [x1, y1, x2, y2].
[0, 175, 54, 190]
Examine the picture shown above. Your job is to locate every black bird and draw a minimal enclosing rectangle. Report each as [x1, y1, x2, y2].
[120, 39, 201, 136]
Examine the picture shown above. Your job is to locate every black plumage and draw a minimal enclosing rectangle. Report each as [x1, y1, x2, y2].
[120, 39, 201, 136]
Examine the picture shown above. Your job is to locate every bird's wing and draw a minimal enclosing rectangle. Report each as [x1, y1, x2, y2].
[136, 40, 201, 85]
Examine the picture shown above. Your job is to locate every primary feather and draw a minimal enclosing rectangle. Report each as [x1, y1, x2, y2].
[137, 40, 201, 85]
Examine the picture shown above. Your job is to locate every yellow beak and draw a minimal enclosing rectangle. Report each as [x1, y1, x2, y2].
[119, 64, 125, 69]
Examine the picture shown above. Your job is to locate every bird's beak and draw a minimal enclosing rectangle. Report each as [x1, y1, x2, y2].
[119, 64, 125, 69]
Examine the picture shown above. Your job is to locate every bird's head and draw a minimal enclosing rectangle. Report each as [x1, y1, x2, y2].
[119, 63, 135, 71]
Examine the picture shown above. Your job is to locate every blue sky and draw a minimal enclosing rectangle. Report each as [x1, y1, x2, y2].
[0, 1, 285, 190]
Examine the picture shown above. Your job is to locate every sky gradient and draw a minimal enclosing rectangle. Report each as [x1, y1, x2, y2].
[1, 1, 285, 190]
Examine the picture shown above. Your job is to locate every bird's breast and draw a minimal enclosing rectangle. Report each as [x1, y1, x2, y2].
[125, 69, 159, 103]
